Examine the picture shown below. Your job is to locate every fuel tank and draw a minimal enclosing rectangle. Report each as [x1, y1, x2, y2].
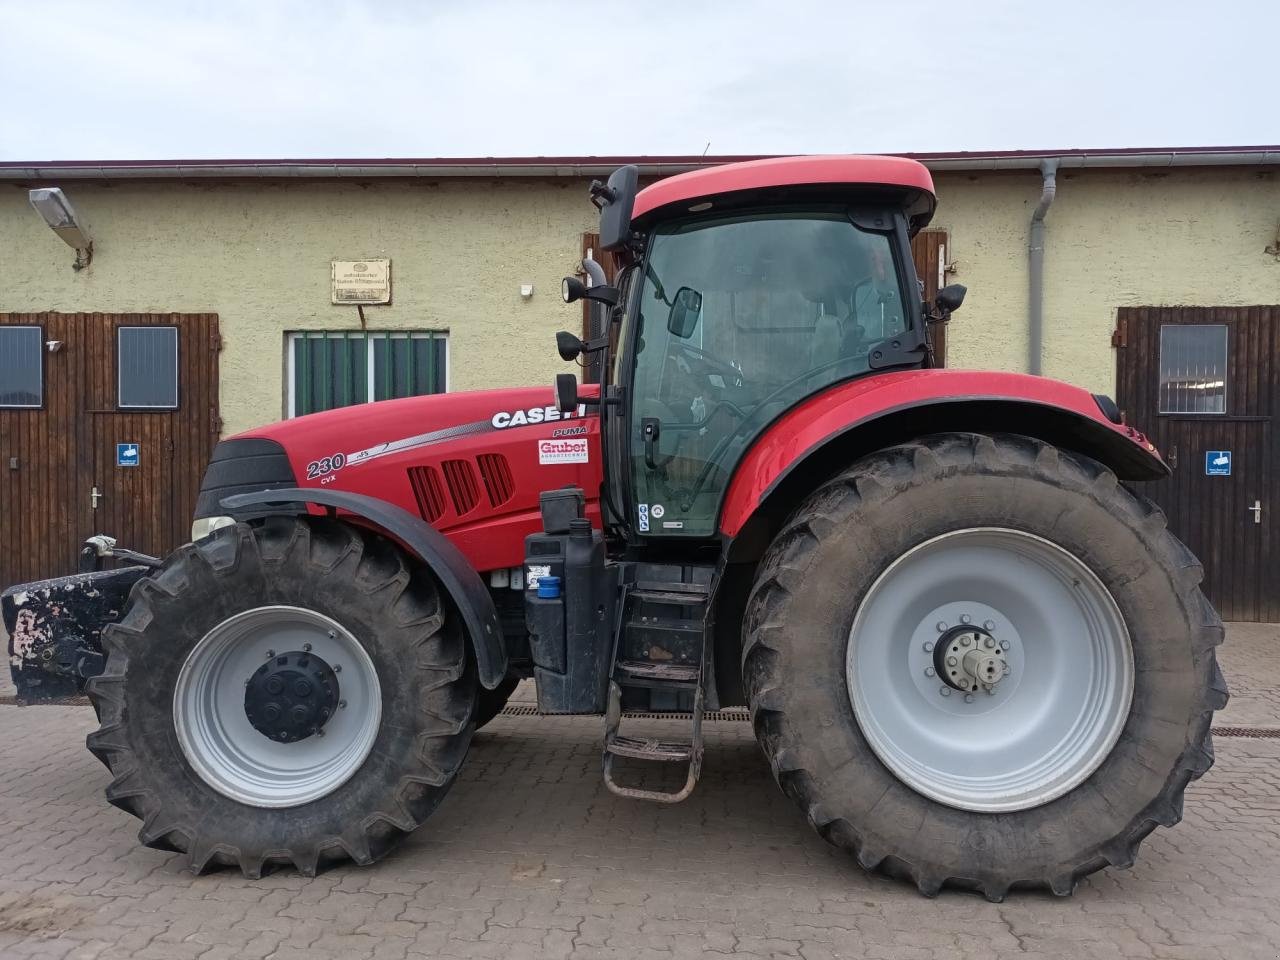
[198, 386, 604, 573]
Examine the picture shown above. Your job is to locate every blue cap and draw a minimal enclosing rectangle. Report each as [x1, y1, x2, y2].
[537, 575, 562, 599]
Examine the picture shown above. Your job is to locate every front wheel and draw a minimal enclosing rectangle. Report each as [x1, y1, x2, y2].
[742, 433, 1227, 900]
[86, 517, 476, 877]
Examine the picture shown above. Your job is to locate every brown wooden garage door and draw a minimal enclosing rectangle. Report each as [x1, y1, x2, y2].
[0, 312, 220, 590]
[1115, 305, 1278, 622]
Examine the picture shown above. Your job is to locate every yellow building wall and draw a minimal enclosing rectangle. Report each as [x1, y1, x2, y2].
[1, 179, 597, 435]
[2, 167, 1277, 437]
[931, 167, 1280, 392]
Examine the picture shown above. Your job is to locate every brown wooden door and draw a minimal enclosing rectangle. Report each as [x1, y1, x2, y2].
[911, 230, 949, 366]
[0, 313, 92, 586]
[1115, 305, 1278, 621]
[0, 312, 220, 589]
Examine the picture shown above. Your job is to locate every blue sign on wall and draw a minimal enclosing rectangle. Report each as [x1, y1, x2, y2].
[1205, 450, 1231, 476]
[116, 443, 140, 468]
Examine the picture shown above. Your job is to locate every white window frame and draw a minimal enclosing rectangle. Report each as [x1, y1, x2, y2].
[0, 325, 44, 409]
[117, 326, 179, 410]
[285, 330, 450, 418]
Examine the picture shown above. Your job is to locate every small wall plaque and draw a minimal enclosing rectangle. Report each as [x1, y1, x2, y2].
[332, 259, 391, 305]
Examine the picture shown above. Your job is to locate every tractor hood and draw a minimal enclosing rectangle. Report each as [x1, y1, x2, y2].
[196, 385, 603, 573]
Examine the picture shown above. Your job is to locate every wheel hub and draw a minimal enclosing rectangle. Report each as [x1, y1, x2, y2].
[244, 650, 340, 743]
[934, 625, 1009, 694]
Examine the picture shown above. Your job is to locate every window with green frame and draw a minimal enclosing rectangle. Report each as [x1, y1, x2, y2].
[288, 331, 447, 417]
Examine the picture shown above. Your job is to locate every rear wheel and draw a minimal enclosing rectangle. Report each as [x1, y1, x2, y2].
[86, 517, 475, 877]
[742, 433, 1227, 899]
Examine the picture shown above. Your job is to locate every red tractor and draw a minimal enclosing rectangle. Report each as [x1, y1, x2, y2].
[3, 155, 1226, 900]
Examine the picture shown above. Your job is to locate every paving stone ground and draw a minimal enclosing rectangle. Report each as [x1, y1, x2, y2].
[0, 623, 1277, 960]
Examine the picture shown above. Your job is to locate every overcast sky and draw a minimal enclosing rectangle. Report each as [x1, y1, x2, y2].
[1, 0, 1275, 161]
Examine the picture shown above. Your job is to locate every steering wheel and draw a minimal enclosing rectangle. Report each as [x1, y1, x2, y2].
[670, 339, 745, 387]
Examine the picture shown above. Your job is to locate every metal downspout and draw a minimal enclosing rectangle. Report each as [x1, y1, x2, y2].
[1028, 158, 1059, 375]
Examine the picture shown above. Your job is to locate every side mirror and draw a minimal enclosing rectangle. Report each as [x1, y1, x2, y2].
[554, 373, 579, 414]
[936, 283, 967, 313]
[593, 165, 639, 252]
[667, 286, 703, 339]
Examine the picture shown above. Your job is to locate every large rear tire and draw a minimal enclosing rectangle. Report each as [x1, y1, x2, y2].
[85, 517, 475, 877]
[742, 433, 1227, 900]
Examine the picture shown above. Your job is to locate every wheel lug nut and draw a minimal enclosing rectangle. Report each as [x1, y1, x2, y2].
[1003, 664, 1011, 675]
[946, 656, 958, 666]
[294, 679, 312, 697]
[291, 705, 309, 723]
[265, 649, 275, 659]
[925, 667, 935, 677]
[338, 700, 347, 709]
[263, 703, 281, 721]
[939, 687, 952, 697]
[923, 641, 934, 652]
[983, 620, 995, 631]
[266, 677, 284, 695]
[964, 694, 975, 703]
[327, 630, 336, 639]
[960, 614, 972, 624]
[960, 636, 971, 647]
[333, 664, 342, 673]
[302, 642, 312, 652]
[984, 637, 995, 649]
[1000, 639, 1010, 651]
[936, 621, 948, 632]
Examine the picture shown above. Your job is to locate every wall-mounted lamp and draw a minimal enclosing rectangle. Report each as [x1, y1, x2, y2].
[520, 283, 534, 300]
[29, 187, 93, 270]
[46, 340, 64, 353]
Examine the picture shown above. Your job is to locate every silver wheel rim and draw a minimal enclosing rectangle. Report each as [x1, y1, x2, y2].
[174, 605, 381, 808]
[846, 527, 1133, 812]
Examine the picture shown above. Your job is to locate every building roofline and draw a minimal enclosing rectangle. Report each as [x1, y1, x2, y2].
[1, 146, 1277, 181]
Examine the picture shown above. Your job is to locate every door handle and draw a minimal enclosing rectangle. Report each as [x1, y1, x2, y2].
[1248, 500, 1262, 525]
[91, 486, 102, 510]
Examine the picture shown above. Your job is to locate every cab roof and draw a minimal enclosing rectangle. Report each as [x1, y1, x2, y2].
[630, 154, 937, 233]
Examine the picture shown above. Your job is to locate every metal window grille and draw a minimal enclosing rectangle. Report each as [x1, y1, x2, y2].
[1158, 325, 1227, 414]
[118, 326, 179, 409]
[0, 326, 43, 408]
[289, 331, 447, 417]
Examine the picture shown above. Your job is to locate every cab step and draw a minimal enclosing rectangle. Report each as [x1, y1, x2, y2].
[605, 735, 695, 763]
[615, 659, 700, 686]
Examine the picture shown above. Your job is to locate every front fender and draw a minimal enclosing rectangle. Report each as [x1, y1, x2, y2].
[719, 369, 1165, 540]
[221, 488, 507, 689]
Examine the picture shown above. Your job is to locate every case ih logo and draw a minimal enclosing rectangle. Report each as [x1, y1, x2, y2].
[491, 404, 586, 429]
[538, 438, 589, 465]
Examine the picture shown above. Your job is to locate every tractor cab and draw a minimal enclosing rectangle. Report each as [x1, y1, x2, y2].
[559, 156, 955, 540]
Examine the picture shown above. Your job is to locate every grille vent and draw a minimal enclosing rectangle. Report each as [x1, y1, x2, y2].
[477, 453, 515, 507]
[441, 459, 480, 516]
[407, 466, 448, 523]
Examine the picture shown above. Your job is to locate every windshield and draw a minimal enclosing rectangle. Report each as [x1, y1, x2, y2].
[628, 209, 909, 537]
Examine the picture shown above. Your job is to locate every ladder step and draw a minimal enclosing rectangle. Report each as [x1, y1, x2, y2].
[630, 590, 708, 607]
[616, 660, 700, 684]
[633, 580, 709, 596]
[605, 735, 694, 763]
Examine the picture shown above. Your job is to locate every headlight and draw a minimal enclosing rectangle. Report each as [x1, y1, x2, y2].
[191, 515, 236, 542]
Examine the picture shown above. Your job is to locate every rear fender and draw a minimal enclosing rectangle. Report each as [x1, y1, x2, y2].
[720, 370, 1166, 557]
[222, 487, 507, 689]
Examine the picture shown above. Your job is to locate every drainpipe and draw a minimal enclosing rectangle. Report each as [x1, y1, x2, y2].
[1027, 158, 1059, 376]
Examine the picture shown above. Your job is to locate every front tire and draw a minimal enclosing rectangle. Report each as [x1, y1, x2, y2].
[86, 517, 476, 877]
[742, 433, 1227, 899]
